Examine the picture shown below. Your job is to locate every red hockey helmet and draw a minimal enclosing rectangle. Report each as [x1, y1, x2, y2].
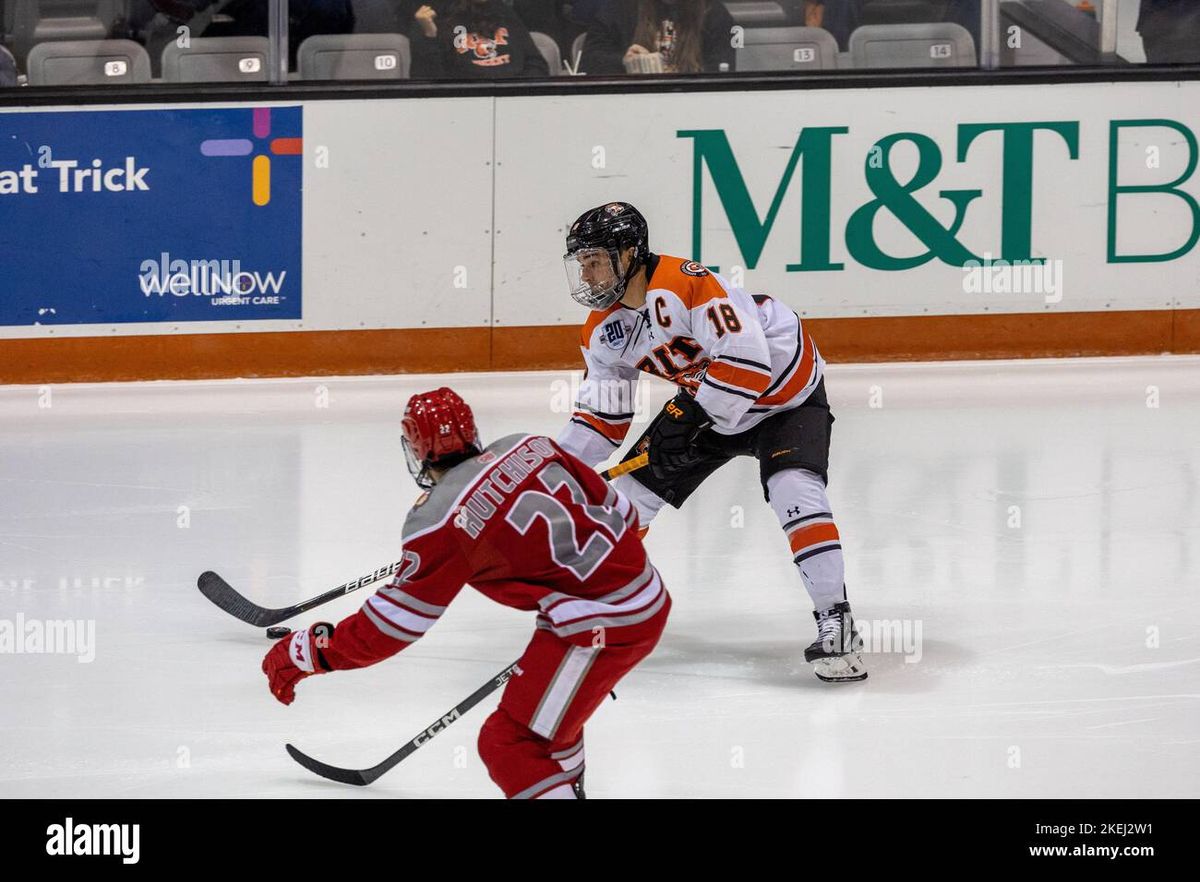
[401, 388, 482, 489]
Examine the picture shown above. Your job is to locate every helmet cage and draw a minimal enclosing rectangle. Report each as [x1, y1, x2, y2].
[564, 245, 629, 310]
[563, 203, 648, 310]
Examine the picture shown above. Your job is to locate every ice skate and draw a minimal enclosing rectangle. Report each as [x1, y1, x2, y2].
[804, 601, 868, 682]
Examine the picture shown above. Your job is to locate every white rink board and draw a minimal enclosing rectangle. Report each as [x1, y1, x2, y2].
[493, 81, 1200, 325]
[2, 80, 1199, 340]
[301, 99, 495, 332]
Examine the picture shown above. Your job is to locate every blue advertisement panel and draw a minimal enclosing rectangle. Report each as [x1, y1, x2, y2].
[0, 106, 302, 326]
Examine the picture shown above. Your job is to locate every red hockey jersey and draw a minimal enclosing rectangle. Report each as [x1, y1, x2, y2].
[309, 434, 665, 671]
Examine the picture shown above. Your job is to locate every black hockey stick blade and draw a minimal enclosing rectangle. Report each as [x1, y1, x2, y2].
[197, 570, 282, 627]
[198, 561, 403, 628]
[285, 743, 375, 786]
[286, 661, 522, 786]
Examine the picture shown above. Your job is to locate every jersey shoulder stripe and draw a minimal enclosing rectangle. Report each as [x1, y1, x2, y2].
[402, 433, 532, 542]
[702, 374, 760, 401]
[758, 330, 817, 407]
[706, 360, 772, 395]
[570, 414, 624, 445]
[649, 254, 733, 310]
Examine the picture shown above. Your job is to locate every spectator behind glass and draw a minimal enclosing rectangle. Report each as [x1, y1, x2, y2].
[514, 0, 586, 58]
[410, 0, 551, 78]
[1, 46, 16, 87]
[569, 0, 605, 24]
[581, 0, 735, 75]
[1138, 0, 1200, 63]
[802, 0, 863, 50]
[127, 0, 225, 77]
[216, 0, 356, 62]
[804, 1, 980, 55]
[943, 0, 980, 52]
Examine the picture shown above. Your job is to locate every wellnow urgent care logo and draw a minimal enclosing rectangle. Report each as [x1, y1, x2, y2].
[680, 119, 1199, 277]
[138, 252, 289, 306]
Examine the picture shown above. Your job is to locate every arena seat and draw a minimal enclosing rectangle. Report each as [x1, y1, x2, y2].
[297, 33, 411, 80]
[530, 30, 562, 76]
[26, 38, 151, 85]
[9, 1, 124, 64]
[725, 2, 789, 28]
[736, 26, 839, 71]
[161, 37, 270, 83]
[848, 22, 976, 68]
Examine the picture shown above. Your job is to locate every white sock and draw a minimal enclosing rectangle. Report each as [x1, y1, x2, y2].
[614, 473, 669, 526]
[766, 468, 847, 611]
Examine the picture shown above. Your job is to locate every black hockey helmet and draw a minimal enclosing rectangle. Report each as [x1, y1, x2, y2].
[563, 202, 649, 310]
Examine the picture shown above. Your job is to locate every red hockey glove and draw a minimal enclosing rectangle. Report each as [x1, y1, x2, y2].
[648, 391, 713, 481]
[262, 622, 334, 705]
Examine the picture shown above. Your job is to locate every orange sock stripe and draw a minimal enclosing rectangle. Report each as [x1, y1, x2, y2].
[787, 522, 840, 554]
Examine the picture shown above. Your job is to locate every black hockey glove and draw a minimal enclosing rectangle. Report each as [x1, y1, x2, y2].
[648, 391, 714, 481]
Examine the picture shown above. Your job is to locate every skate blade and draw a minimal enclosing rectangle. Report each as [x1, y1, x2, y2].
[811, 652, 868, 683]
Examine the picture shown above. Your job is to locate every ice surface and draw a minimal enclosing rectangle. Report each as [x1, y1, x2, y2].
[1, 356, 1197, 798]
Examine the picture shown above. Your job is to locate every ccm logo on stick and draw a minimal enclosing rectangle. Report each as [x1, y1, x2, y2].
[413, 710, 462, 745]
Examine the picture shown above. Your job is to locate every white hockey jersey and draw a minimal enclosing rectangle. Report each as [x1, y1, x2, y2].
[557, 254, 824, 468]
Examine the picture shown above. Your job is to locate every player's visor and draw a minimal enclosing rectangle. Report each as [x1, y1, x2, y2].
[564, 247, 624, 310]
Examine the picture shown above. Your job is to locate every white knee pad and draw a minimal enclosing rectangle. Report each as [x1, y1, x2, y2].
[614, 473, 669, 526]
[766, 468, 831, 526]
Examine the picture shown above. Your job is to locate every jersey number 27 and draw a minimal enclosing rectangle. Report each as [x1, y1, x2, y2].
[505, 463, 627, 581]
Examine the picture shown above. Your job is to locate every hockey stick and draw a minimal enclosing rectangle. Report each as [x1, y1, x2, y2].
[199, 455, 650, 627]
[196, 561, 402, 628]
[286, 660, 522, 786]
[600, 451, 648, 482]
[282, 457, 646, 784]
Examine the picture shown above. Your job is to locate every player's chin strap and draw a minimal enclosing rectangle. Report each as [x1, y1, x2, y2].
[620, 247, 643, 290]
[621, 308, 649, 359]
[608, 245, 644, 304]
[615, 250, 649, 358]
